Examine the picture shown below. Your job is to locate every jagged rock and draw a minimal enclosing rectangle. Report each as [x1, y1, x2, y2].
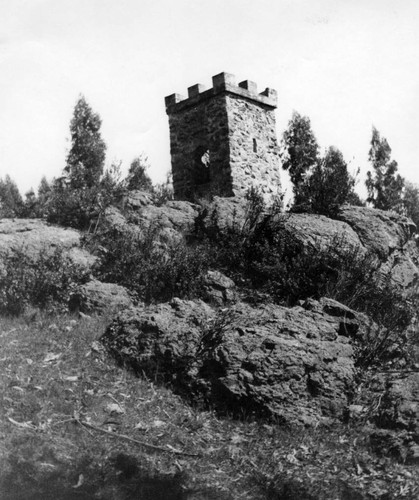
[0, 218, 96, 270]
[70, 279, 133, 314]
[102, 206, 128, 230]
[272, 212, 364, 255]
[270, 206, 419, 297]
[202, 271, 237, 305]
[122, 190, 153, 210]
[370, 371, 419, 463]
[101, 200, 198, 241]
[337, 206, 419, 295]
[101, 297, 362, 426]
[137, 200, 199, 233]
[337, 205, 416, 259]
[199, 196, 248, 230]
[301, 297, 374, 341]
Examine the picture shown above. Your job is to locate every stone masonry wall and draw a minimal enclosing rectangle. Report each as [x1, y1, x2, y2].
[165, 72, 281, 201]
[167, 93, 233, 200]
[227, 94, 281, 197]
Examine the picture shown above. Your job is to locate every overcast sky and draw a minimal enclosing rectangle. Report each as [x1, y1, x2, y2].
[1, 0, 418, 199]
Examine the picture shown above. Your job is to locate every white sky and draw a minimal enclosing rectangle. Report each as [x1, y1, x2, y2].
[0, 0, 418, 199]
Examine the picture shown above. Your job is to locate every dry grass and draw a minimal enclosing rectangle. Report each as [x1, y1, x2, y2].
[0, 311, 418, 499]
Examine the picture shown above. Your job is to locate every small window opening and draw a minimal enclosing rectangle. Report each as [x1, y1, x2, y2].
[253, 138, 257, 153]
[194, 147, 210, 185]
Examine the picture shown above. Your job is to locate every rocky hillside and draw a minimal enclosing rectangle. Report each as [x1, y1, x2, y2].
[1, 195, 418, 498]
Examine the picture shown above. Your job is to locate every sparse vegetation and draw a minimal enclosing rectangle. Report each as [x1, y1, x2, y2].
[88, 222, 212, 303]
[0, 313, 418, 499]
[0, 247, 88, 316]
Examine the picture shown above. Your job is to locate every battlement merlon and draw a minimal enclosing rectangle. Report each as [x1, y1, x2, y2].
[165, 72, 278, 114]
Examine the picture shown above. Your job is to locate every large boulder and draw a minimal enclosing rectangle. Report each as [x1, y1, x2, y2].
[356, 370, 419, 464]
[136, 200, 199, 234]
[70, 279, 133, 314]
[201, 270, 237, 305]
[270, 206, 419, 297]
[0, 218, 95, 270]
[337, 206, 419, 294]
[337, 205, 416, 259]
[101, 200, 199, 245]
[101, 297, 365, 426]
[270, 212, 364, 255]
[122, 189, 153, 210]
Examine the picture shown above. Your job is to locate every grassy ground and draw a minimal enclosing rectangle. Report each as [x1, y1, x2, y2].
[0, 311, 418, 499]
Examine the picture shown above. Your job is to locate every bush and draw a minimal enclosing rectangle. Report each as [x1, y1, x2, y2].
[46, 185, 100, 229]
[89, 223, 213, 303]
[46, 166, 124, 230]
[0, 248, 88, 315]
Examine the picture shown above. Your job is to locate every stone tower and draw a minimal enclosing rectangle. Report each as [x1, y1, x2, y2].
[165, 72, 281, 201]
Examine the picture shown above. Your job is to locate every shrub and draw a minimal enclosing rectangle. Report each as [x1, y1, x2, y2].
[193, 187, 277, 279]
[0, 247, 88, 315]
[89, 223, 213, 303]
[46, 185, 101, 229]
[126, 155, 153, 192]
[46, 164, 124, 230]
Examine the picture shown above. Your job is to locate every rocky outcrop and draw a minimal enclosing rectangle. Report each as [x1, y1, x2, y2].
[270, 212, 364, 254]
[70, 279, 133, 314]
[337, 206, 419, 294]
[202, 271, 237, 305]
[337, 205, 416, 259]
[136, 200, 198, 234]
[122, 190, 153, 210]
[101, 198, 419, 300]
[269, 206, 419, 296]
[102, 200, 199, 244]
[354, 370, 419, 464]
[0, 218, 95, 270]
[101, 297, 367, 426]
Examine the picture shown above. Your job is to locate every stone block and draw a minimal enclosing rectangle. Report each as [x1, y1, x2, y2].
[239, 80, 257, 93]
[212, 71, 236, 88]
[188, 83, 206, 97]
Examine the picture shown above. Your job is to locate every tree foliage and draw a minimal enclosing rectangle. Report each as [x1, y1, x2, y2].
[126, 155, 153, 192]
[301, 147, 358, 216]
[281, 112, 319, 207]
[45, 97, 118, 229]
[403, 182, 419, 229]
[22, 189, 38, 218]
[281, 112, 360, 216]
[0, 175, 24, 218]
[365, 127, 404, 212]
[37, 176, 52, 217]
[64, 96, 106, 189]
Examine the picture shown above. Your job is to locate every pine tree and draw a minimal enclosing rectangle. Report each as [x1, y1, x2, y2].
[65, 96, 106, 189]
[366, 127, 404, 212]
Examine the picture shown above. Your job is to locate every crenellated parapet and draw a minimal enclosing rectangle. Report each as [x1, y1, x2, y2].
[165, 72, 281, 201]
[165, 72, 278, 114]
